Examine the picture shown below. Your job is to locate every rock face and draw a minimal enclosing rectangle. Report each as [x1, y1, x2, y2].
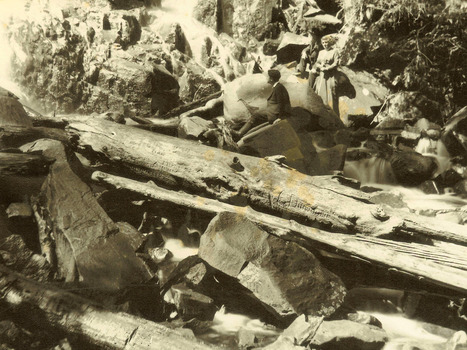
[198, 212, 346, 323]
[194, 0, 279, 41]
[6, 1, 178, 117]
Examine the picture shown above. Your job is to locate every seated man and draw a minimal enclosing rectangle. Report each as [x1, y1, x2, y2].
[233, 69, 291, 141]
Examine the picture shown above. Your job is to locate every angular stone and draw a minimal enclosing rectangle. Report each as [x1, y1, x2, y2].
[309, 320, 388, 350]
[199, 212, 346, 321]
[276, 33, 310, 64]
[170, 283, 217, 321]
[282, 315, 323, 346]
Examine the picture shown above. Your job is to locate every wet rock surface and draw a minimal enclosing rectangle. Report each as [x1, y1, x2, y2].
[199, 212, 347, 323]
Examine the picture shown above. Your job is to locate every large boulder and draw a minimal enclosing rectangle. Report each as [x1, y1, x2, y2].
[337, 67, 389, 126]
[223, 70, 343, 129]
[390, 151, 438, 186]
[198, 212, 347, 323]
[276, 33, 309, 64]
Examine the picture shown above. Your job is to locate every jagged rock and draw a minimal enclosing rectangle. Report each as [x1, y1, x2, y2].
[390, 151, 438, 186]
[337, 67, 389, 126]
[346, 311, 383, 328]
[168, 283, 217, 321]
[0, 96, 33, 127]
[178, 68, 221, 104]
[309, 320, 388, 350]
[193, 0, 218, 31]
[215, 0, 277, 41]
[198, 212, 346, 322]
[6, 3, 176, 117]
[178, 116, 213, 140]
[281, 315, 323, 346]
[276, 33, 310, 64]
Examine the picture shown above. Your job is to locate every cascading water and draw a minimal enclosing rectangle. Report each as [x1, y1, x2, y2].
[344, 156, 396, 185]
[0, 0, 30, 101]
[415, 136, 451, 177]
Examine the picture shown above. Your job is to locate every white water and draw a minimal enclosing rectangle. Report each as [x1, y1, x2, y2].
[344, 157, 397, 184]
[415, 137, 451, 176]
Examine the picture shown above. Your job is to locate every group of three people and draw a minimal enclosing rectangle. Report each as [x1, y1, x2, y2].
[233, 34, 340, 140]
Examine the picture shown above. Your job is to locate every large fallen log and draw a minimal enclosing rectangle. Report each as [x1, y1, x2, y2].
[0, 265, 218, 350]
[92, 171, 467, 295]
[0, 152, 53, 176]
[0, 126, 68, 149]
[68, 119, 467, 245]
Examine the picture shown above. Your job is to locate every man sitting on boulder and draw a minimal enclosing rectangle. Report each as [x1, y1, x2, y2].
[233, 69, 291, 141]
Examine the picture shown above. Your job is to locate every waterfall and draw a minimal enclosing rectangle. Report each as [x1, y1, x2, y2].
[415, 137, 451, 177]
[343, 157, 397, 185]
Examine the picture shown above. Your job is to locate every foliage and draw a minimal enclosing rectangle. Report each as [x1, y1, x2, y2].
[343, 0, 467, 119]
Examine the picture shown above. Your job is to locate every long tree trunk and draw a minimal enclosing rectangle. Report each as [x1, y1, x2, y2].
[92, 171, 467, 295]
[0, 126, 68, 149]
[0, 265, 218, 350]
[0, 152, 53, 176]
[67, 119, 467, 245]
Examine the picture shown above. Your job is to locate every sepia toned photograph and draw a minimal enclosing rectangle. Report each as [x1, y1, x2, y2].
[0, 0, 466, 349]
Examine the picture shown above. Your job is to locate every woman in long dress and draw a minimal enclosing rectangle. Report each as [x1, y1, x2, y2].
[311, 35, 339, 116]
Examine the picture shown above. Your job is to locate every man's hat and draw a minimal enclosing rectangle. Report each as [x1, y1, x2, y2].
[268, 69, 281, 81]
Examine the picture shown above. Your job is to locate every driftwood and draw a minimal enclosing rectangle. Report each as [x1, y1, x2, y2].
[159, 91, 223, 119]
[0, 152, 53, 176]
[0, 126, 68, 149]
[91, 170, 467, 295]
[68, 119, 467, 246]
[0, 265, 218, 350]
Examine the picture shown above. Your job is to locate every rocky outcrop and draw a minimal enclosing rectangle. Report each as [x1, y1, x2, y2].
[195, 0, 278, 41]
[198, 212, 347, 323]
[6, 1, 177, 117]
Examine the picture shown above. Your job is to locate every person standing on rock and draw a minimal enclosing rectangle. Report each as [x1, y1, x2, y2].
[232, 69, 291, 141]
[296, 32, 320, 88]
[312, 34, 340, 116]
